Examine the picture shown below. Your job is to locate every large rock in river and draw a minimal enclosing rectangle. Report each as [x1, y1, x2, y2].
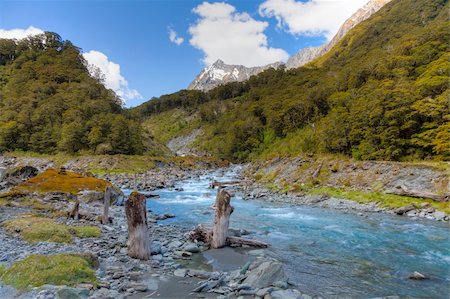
[243, 260, 287, 288]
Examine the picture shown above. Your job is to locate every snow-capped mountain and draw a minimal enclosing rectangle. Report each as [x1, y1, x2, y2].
[188, 0, 392, 91]
[188, 59, 282, 91]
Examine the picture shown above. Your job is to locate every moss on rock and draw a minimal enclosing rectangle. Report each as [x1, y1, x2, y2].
[13, 168, 111, 195]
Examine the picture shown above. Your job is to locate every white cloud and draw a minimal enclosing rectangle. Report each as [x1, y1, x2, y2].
[259, 0, 368, 40]
[189, 2, 289, 67]
[168, 28, 184, 45]
[82, 50, 142, 102]
[0, 26, 44, 39]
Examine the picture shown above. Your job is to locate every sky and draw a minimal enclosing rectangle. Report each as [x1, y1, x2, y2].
[0, 0, 369, 107]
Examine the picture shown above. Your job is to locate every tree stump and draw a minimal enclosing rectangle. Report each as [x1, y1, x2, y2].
[69, 198, 80, 220]
[102, 186, 111, 224]
[125, 192, 150, 260]
[211, 189, 234, 249]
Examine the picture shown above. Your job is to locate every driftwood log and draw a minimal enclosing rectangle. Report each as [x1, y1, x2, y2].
[102, 186, 111, 224]
[210, 180, 244, 189]
[211, 189, 234, 248]
[387, 186, 449, 202]
[125, 192, 150, 260]
[188, 224, 268, 248]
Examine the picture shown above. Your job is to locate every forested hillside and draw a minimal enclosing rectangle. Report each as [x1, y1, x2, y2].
[136, 0, 449, 162]
[0, 32, 147, 155]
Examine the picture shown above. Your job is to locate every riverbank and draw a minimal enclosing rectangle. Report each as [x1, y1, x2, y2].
[239, 157, 449, 221]
[0, 158, 313, 299]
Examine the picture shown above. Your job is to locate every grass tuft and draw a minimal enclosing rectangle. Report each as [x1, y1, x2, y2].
[2, 216, 101, 244]
[0, 254, 97, 290]
[70, 226, 101, 238]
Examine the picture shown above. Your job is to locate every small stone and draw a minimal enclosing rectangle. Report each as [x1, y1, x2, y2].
[174, 269, 188, 277]
[184, 242, 200, 253]
[129, 283, 148, 292]
[273, 280, 288, 289]
[409, 271, 427, 280]
[150, 241, 162, 255]
[152, 254, 163, 261]
[271, 289, 303, 299]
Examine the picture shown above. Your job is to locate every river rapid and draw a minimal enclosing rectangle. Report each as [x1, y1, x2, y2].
[129, 167, 449, 298]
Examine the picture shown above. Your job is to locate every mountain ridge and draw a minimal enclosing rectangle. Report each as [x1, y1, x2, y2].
[188, 0, 393, 91]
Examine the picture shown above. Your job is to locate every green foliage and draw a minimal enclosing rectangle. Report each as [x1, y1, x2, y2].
[0, 254, 97, 290]
[138, 0, 449, 162]
[0, 32, 144, 155]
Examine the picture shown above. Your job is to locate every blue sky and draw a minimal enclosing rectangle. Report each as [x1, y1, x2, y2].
[0, 0, 368, 107]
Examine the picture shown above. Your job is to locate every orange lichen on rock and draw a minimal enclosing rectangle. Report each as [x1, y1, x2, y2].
[13, 169, 111, 194]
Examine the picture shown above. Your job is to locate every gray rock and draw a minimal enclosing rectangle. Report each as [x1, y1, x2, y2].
[273, 280, 288, 289]
[150, 241, 162, 255]
[409, 271, 427, 280]
[271, 289, 303, 299]
[174, 269, 188, 277]
[57, 287, 89, 299]
[432, 211, 446, 221]
[244, 261, 287, 289]
[168, 240, 183, 250]
[395, 205, 415, 215]
[183, 242, 200, 253]
[152, 254, 163, 262]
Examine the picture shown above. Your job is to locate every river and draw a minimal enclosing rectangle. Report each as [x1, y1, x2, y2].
[129, 167, 450, 298]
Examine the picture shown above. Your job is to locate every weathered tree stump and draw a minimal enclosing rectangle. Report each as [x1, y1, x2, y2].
[125, 192, 150, 260]
[102, 186, 111, 224]
[211, 189, 234, 249]
[69, 198, 80, 220]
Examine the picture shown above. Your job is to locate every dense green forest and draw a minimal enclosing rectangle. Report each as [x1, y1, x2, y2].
[0, 32, 146, 155]
[136, 0, 450, 162]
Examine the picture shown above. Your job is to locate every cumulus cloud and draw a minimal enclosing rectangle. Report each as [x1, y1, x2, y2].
[0, 26, 44, 39]
[189, 2, 288, 67]
[82, 50, 142, 102]
[259, 0, 368, 40]
[168, 28, 184, 45]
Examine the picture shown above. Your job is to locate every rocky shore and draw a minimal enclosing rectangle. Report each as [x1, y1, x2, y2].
[0, 158, 315, 299]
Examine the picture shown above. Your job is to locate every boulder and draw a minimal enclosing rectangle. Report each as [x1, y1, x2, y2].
[243, 261, 287, 289]
[432, 211, 446, 221]
[409, 271, 427, 280]
[394, 204, 415, 215]
[183, 242, 200, 253]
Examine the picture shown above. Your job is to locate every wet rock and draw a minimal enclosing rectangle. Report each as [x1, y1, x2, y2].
[394, 204, 415, 215]
[432, 211, 446, 221]
[409, 271, 427, 280]
[156, 213, 176, 220]
[244, 261, 287, 289]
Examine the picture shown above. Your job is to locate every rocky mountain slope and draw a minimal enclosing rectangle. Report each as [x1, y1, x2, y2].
[286, 0, 392, 69]
[188, 0, 392, 91]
